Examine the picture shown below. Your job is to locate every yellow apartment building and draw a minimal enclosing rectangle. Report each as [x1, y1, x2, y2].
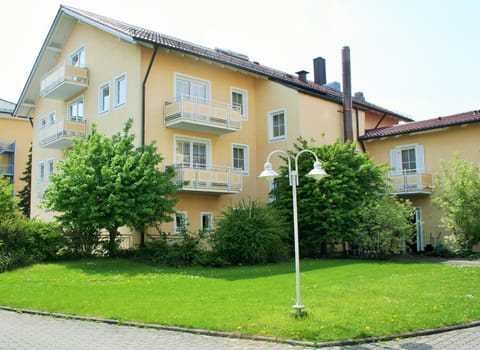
[0, 98, 32, 196]
[14, 6, 410, 247]
[361, 111, 480, 252]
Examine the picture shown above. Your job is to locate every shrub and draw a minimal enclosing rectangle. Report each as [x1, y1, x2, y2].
[212, 200, 289, 265]
[0, 216, 63, 271]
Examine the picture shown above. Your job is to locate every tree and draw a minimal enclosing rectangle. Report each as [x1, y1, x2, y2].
[0, 177, 18, 219]
[433, 156, 480, 250]
[43, 119, 178, 255]
[271, 139, 397, 257]
[354, 195, 415, 258]
[18, 143, 32, 217]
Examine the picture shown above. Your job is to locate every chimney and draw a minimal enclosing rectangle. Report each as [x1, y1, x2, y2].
[342, 46, 353, 141]
[354, 91, 365, 102]
[296, 70, 309, 82]
[313, 56, 326, 85]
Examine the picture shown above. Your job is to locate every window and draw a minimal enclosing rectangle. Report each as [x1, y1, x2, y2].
[114, 73, 127, 108]
[39, 116, 47, 129]
[70, 46, 86, 67]
[47, 111, 56, 126]
[268, 179, 278, 203]
[201, 212, 214, 232]
[38, 161, 45, 182]
[175, 74, 209, 102]
[46, 158, 54, 180]
[174, 211, 187, 234]
[98, 82, 110, 114]
[68, 97, 84, 121]
[175, 137, 210, 168]
[231, 88, 247, 119]
[268, 109, 287, 141]
[232, 144, 249, 174]
[389, 144, 425, 175]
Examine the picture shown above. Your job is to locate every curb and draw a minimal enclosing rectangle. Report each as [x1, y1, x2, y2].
[1, 305, 479, 348]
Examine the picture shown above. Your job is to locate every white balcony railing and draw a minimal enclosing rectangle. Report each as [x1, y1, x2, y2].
[164, 97, 241, 134]
[39, 118, 87, 149]
[388, 170, 434, 195]
[0, 140, 15, 153]
[40, 61, 88, 100]
[171, 164, 242, 194]
[0, 164, 14, 176]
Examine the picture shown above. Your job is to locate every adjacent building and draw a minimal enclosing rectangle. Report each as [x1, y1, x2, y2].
[362, 111, 480, 251]
[13, 5, 412, 246]
[0, 98, 31, 195]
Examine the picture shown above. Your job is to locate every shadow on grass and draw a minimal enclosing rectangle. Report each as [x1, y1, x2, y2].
[58, 257, 425, 281]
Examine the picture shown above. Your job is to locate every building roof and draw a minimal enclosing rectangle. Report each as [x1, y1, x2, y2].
[361, 109, 480, 140]
[14, 5, 413, 122]
[0, 98, 15, 114]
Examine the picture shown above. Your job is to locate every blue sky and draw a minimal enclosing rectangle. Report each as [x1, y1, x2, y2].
[1, 0, 478, 121]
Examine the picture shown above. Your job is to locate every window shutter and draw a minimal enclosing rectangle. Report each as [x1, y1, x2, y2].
[389, 148, 398, 174]
[416, 144, 425, 173]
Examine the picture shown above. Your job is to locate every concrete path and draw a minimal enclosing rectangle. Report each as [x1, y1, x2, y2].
[0, 309, 479, 349]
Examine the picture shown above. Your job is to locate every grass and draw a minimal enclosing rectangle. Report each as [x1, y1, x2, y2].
[0, 258, 479, 342]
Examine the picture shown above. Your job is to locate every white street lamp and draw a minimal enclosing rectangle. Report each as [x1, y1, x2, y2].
[258, 149, 328, 317]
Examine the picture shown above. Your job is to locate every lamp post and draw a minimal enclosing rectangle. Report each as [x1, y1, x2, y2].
[258, 149, 328, 317]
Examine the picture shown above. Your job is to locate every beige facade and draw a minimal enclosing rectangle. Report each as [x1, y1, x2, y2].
[15, 6, 409, 247]
[362, 115, 480, 252]
[0, 99, 31, 196]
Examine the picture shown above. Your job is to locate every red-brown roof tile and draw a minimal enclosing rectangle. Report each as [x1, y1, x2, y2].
[361, 109, 480, 140]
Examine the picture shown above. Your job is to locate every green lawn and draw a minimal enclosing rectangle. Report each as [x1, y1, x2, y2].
[0, 258, 478, 342]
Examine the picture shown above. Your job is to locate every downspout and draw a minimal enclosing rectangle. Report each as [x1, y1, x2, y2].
[355, 108, 366, 152]
[141, 45, 158, 147]
[342, 46, 353, 141]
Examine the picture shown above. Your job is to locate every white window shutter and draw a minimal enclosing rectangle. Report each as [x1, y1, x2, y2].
[416, 144, 425, 173]
[389, 148, 398, 175]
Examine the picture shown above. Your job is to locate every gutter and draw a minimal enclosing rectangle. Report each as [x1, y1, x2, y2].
[141, 46, 158, 146]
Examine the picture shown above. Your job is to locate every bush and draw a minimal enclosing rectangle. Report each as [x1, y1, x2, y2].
[212, 200, 289, 265]
[0, 216, 63, 271]
[60, 225, 102, 257]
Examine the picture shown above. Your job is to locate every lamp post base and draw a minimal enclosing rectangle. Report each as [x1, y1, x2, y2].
[291, 304, 307, 318]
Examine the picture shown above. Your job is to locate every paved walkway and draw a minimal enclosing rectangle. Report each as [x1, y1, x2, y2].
[0, 309, 479, 349]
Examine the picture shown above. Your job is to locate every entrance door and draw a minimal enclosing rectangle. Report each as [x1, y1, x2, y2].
[409, 207, 424, 253]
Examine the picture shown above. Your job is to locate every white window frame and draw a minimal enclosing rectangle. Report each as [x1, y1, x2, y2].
[174, 135, 212, 168]
[46, 158, 54, 180]
[232, 143, 249, 175]
[200, 212, 214, 232]
[114, 73, 127, 108]
[67, 96, 84, 122]
[174, 73, 210, 102]
[70, 45, 86, 67]
[98, 81, 110, 115]
[39, 116, 47, 130]
[47, 111, 56, 126]
[231, 87, 248, 120]
[389, 144, 425, 175]
[37, 161, 45, 182]
[268, 108, 287, 142]
[174, 211, 188, 234]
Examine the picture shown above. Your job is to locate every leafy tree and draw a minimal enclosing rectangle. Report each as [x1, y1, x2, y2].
[433, 156, 480, 249]
[354, 195, 415, 258]
[271, 139, 393, 257]
[18, 143, 32, 217]
[0, 177, 18, 219]
[43, 119, 178, 255]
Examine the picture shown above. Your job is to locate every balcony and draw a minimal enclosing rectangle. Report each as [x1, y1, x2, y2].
[389, 171, 434, 195]
[171, 164, 242, 194]
[164, 97, 241, 135]
[39, 118, 87, 149]
[40, 61, 89, 100]
[0, 140, 15, 153]
[0, 163, 14, 176]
